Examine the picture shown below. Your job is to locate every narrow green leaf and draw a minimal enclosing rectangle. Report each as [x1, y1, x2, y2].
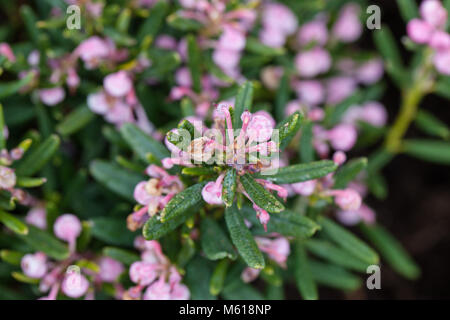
[245, 37, 285, 57]
[15, 176, 47, 188]
[0, 210, 28, 235]
[19, 225, 69, 260]
[225, 204, 265, 269]
[309, 260, 362, 291]
[294, 241, 318, 300]
[258, 160, 337, 184]
[415, 110, 450, 139]
[299, 121, 314, 163]
[90, 217, 136, 247]
[0, 250, 24, 265]
[143, 208, 197, 240]
[103, 247, 140, 266]
[0, 73, 34, 100]
[177, 238, 196, 268]
[15, 134, 60, 176]
[333, 157, 368, 189]
[56, 105, 95, 136]
[276, 111, 303, 149]
[222, 279, 264, 300]
[186, 34, 202, 92]
[89, 160, 144, 201]
[160, 182, 206, 222]
[368, 172, 388, 200]
[209, 259, 230, 296]
[403, 139, 450, 165]
[360, 223, 420, 279]
[11, 271, 40, 284]
[275, 73, 289, 122]
[233, 81, 253, 128]
[0, 104, 5, 149]
[137, 0, 168, 41]
[167, 12, 203, 31]
[182, 167, 216, 176]
[120, 123, 169, 161]
[184, 256, 217, 300]
[222, 169, 237, 207]
[306, 239, 369, 272]
[396, 0, 418, 22]
[201, 218, 237, 260]
[240, 173, 285, 213]
[320, 217, 379, 265]
[327, 90, 364, 125]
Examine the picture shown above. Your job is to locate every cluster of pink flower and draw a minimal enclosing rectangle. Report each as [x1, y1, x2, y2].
[407, 0, 450, 75]
[127, 164, 184, 231]
[20, 213, 125, 300]
[124, 237, 189, 300]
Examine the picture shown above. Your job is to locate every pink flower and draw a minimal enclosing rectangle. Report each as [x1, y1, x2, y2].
[155, 35, 177, 50]
[326, 76, 357, 104]
[327, 124, 357, 151]
[328, 188, 362, 211]
[247, 113, 275, 143]
[61, 272, 89, 298]
[129, 261, 158, 286]
[175, 67, 192, 87]
[201, 175, 224, 205]
[429, 30, 450, 50]
[360, 101, 388, 127]
[297, 19, 328, 46]
[259, 27, 286, 48]
[76, 36, 110, 69]
[241, 267, 261, 283]
[0, 42, 16, 62]
[103, 71, 132, 97]
[420, 0, 448, 29]
[407, 18, 434, 44]
[218, 25, 246, 51]
[0, 165, 16, 189]
[295, 47, 331, 78]
[332, 3, 362, 42]
[433, 49, 450, 75]
[285, 100, 303, 117]
[25, 207, 47, 230]
[213, 49, 241, 71]
[143, 280, 171, 300]
[260, 66, 284, 90]
[98, 257, 124, 283]
[255, 236, 290, 267]
[337, 203, 376, 226]
[292, 180, 317, 196]
[27, 50, 40, 66]
[262, 3, 298, 36]
[356, 59, 384, 85]
[53, 214, 82, 251]
[39, 87, 65, 106]
[295, 80, 324, 105]
[333, 151, 347, 165]
[170, 283, 190, 300]
[21, 253, 47, 279]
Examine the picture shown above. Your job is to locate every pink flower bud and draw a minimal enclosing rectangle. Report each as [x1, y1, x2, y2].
[295, 47, 331, 78]
[66, 68, 80, 90]
[21, 253, 47, 279]
[292, 180, 316, 196]
[332, 4, 362, 43]
[407, 19, 433, 44]
[39, 87, 65, 106]
[0, 42, 16, 62]
[308, 108, 325, 121]
[297, 19, 328, 46]
[327, 124, 357, 151]
[254, 204, 270, 231]
[0, 165, 16, 189]
[170, 283, 190, 300]
[259, 27, 286, 48]
[129, 261, 157, 286]
[27, 50, 40, 66]
[241, 267, 261, 283]
[99, 257, 124, 283]
[154, 35, 177, 50]
[87, 91, 109, 115]
[356, 59, 384, 85]
[295, 80, 324, 105]
[433, 49, 450, 75]
[255, 237, 290, 267]
[337, 203, 376, 226]
[361, 101, 388, 127]
[201, 181, 223, 205]
[429, 30, 450, 50]
[247, 114, 274, 142]
[143, 280, 171, 300]
[61, 272, 89, 298]
[25, 207, 47, 230]
[175, 67, 192, 88]
[326, 76, 357, 105]
[134, 181, 154, 205]
[53, 214, 82, 244]
[262, 3, 298, 36]
[76, 36, 110, 69]
[218, 25, 246, 51]
[104, 71, 132, 97]
[329, 189, 362, 211]
[213, 49, 241, 71]
[333, 151, 347, 165]
[285, 100, 303, 117]
[420, 0, 448, 29]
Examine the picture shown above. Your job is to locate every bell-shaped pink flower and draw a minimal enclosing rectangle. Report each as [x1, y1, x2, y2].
[327, 124, 357, 151]
[21, 252, 47, 279]
[154, 35, 177, 50]
[328, 188, 362, 211]
[262, 3, 298, 36]
[39, 87, 65, 106]
[361, 101, 388, 127]
[247, 113, 274, 142]
[433, 49, 450, 75]
[337, 203, 376, 226]
[333, 151, 347, 165]
[295, 47, 331, 78]
[76, 36, 110, 69]
[326, 76, 357, 105]
[213, 48, 241, 71]
[356, 59, 384, 84]
[295, 80, 324, 105]
[292, 180, 317, 196]
[104, 71, 132, 97]
[53, 214, 82, 250]
[170, 283, 190, 300]
[201, 176, 224, 205]
[98, 257, 124, 283]
[175, 67, 192, 88]
[218, 25, 246, 51]
[61, 272, 89, 298]
[420, 0, 448, 29]
[0, 165, 16, 189]
[429, 30, 450, 50]
[297, 19, 328, 46]
[25, 207, 47, 230]
[407, 19, 434, 44]
[143, 280, 171, 300]
[129, 261, 158, 286]
[332, 3, 362, 42]
[259, 27, 286, 48]
[0, 42, 16, 62]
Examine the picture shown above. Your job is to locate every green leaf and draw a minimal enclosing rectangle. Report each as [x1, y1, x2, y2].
[299, 121, 314, 163]
[309, 260, 362, 291]
[276, 111, 303, 149]
[184, 256, 217, 300]
[137, 0, 168, 41]
[186, 34, 202, 92]
[257, 160, 337, 184]
[240, 173, 285, 213]
[120, 123, 169, 161]
[333, 157, 368, 189]
[306, 239, 369, 272]
[15, 176, 47, 188]
[396, 0, 418, 21]
[209, 259, 230, 296]
[415, 110, 450, 139]
[294, 241, 318, 300]
[245, 37, 285, 57]
[167, 12, 203, 31]
[89, 160, 144, 201]
[233, 81, 254, 129]
[242, 207, 320, 238]
[15, 134, 60, 176]
[102, 247, 140, 266]
[320, 217, 379, 265]
[11, 271, 40, 285]
[201, 218, 237, 260]
[0, 210, 28, 235]
[19, 225, 69, 260]
[0, 72, 34, 99]
[368, 172, 388, 200]
[160, 182, 206, 222]
[177, 238, 196, 268]
[56, 105, 95, 136]
[360, 223, 420, 279]
[90, 217, 136, 247]
[0, 104, 5, 150]
[275, 73, 289, 122]
[222, 279, 264, 300]
[225, 205, 265, 269]
[1, 250, 24, 265]
[181, 167, 216, 176]
[327, 90, 364, 125]
[222, 169, 237, 207]
[403, 139, 450, 165]
[434, 77, 450, 99]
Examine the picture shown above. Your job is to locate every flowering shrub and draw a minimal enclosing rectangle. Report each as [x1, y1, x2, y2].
[0, 0, 448, 300]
